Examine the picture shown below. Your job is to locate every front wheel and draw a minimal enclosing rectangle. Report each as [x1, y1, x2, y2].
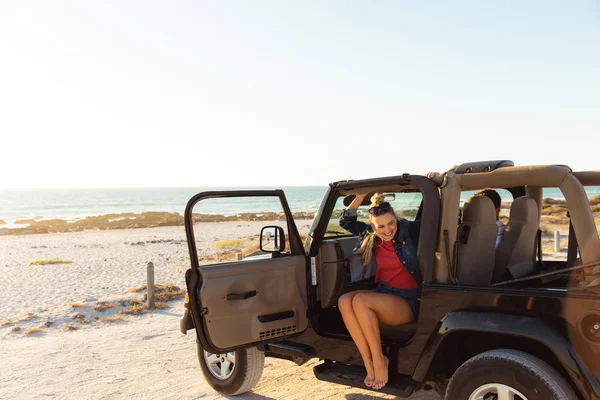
[197, 342, 265, 396]
[445, 349, 577, 400]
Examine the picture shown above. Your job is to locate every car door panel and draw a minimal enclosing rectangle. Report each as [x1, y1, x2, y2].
[199, 255, 308, 349]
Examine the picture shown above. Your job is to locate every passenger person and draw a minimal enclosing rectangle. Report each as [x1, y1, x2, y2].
[337, 193, 421, 391]
[475, 188, 505, 247]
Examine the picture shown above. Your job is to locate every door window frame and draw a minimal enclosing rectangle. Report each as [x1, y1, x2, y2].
[184, 189, 305, 276]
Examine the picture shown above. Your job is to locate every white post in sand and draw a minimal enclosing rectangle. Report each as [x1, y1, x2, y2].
[554, 231, 561, 253]
[147, 261, 155, 309]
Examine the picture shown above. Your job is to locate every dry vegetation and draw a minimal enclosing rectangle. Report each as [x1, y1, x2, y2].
[122, 284, 147, 294]
[202, 238, 261, 264]
[5, 211, 316, 235]
[69, 302, 85, 308]
[19, 313, 37, 321]
[325, 223, 348, 235]
[64, 324, 77, 331]
[214, 237, 257, 249]
[539, 196, 600, 239]
[0, 318, 14, 327]
[140, 283, 185, 303]
[98, 315, 124, 323]
[23, 327, 43, 336]
[93, 301, 117, 312]
[10, 326, 21, 332]
[120, 304, 146, 315]
[118, 302, 168, 315]
[29, 259, 73, 266]
[150, 301, 168, 309]
[203, 232, 310, 265]
[117, 283, 182, 316]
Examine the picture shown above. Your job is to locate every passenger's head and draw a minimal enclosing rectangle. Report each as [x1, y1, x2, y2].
[475, 188, 501, 218]
[368, 193, 398, 241]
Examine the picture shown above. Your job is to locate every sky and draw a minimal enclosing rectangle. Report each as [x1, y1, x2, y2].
[1, 1, 598, 188]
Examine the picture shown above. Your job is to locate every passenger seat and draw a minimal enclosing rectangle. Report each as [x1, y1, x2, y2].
[454, 196, 498, 285]
[492, 196, 539, 282]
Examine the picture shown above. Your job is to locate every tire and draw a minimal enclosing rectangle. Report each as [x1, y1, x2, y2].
[445, 349, 577, 400]
[197, 341, 265, 396]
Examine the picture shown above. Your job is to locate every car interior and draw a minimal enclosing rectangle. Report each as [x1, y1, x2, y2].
[314, 185, 425, 344]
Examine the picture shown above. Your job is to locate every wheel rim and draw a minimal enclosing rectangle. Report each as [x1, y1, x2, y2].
[203, 350, 236, 380]
[468, 383, 529, 400]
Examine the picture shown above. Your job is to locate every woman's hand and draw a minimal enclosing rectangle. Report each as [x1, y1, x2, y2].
[425, 171, 439, 179]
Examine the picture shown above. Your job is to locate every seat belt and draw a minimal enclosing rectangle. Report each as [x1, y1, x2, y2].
[443, 229, 459, 284]
[566, 212, 578, 268]
[536, 229, 544, 268]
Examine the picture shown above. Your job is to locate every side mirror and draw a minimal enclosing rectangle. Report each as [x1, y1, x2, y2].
[260, 226, 285, 253]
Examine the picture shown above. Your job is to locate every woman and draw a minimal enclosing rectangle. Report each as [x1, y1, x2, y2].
[337, 192, 421, 390]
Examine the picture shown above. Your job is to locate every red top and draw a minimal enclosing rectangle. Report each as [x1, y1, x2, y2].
[374, 239, 419, 289]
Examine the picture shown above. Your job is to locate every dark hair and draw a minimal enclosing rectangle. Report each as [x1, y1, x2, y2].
[475, 188, 501, 209]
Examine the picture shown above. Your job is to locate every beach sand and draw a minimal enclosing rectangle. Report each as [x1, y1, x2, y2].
[0, 223, 438, 400]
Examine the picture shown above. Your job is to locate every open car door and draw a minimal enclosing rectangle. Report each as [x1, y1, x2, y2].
[184, 190, 309, 354]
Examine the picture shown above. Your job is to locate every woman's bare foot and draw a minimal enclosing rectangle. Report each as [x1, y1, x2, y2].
[372, 356, 389, 390]
[364, 361, 375, 387]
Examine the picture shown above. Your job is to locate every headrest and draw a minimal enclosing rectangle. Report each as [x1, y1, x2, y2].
[463, 196, 496, 223]
[509, 196, 538, 223]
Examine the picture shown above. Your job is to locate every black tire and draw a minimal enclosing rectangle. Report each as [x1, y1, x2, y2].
[197, 342, 265, 396]
[445, 349, 577, 400]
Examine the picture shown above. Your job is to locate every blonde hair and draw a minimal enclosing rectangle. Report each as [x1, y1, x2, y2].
[356, 192, 398, 266]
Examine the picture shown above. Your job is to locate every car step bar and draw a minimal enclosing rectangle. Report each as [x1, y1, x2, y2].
[313, 361, 419, 397]
[264, 341, 317, 365]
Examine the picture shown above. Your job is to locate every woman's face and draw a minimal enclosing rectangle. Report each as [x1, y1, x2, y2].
[371, 212, 397, 241]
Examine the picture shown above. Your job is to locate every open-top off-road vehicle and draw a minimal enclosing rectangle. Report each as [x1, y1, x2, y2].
[180, 160, 600, 399]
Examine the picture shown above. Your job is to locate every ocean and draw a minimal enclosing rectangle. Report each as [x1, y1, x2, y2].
[0, 187, 328, 227]
[0, 186, 599, 227]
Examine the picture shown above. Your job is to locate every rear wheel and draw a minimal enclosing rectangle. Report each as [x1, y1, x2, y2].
[445, 349, 577, 400]
[197, 342, 265, 396]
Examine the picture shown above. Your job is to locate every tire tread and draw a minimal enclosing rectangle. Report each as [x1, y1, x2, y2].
[230, 347, 265, 396]
[445, 349, 577, 400]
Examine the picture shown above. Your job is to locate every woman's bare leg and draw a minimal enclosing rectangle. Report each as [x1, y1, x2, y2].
[337, 291, 376, 386]
[352, 292, 414, 390]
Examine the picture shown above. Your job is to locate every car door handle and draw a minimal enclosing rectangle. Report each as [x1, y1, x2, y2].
[226, 290, 257, 300]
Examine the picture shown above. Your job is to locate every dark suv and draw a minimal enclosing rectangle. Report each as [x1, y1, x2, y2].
[180, 160, 600, 399]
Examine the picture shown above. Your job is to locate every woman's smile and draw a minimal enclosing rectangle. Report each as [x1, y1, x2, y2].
[372, 214, 397, 241]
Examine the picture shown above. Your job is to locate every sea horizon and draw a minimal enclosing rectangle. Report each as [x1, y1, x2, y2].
[1, 186, 599, 228]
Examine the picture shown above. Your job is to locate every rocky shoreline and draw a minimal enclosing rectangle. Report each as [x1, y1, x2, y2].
[2, 196, 598, 236]
[0, 211, 317, 235]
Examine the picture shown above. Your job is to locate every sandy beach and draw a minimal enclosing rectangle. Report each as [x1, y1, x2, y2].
[0, 223, 438, 400]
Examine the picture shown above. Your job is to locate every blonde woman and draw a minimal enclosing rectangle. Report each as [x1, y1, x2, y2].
[337, 193, 421, 390]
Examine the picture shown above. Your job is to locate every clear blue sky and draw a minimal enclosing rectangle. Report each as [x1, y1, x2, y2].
[1, 1, 598, 188]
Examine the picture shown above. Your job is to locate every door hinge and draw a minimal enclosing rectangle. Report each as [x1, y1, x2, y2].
[200, 307, 208, 316]
[311, 257, 317, 286]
